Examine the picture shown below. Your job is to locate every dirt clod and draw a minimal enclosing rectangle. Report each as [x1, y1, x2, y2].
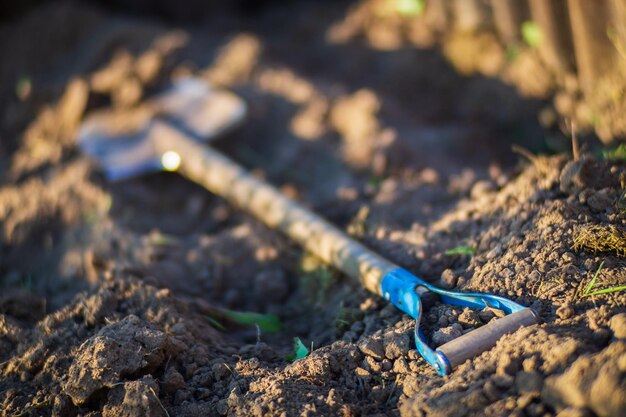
[557, 304, 576, 320]
[64, 315, 172, 404]
[432, 325, 463, 346]
[383, 330, 410, 360]
[440, 268, 458, 289]
[103, 376, 166, 417]
[358, 337, 385, 360]
[542, 342, 626, 417]
[609, 313, 626, 339]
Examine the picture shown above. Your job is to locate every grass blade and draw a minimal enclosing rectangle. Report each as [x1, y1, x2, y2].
[583, 285, 626, 297]
[208, 308, 283, 333]
[582, 261, 605, 296]
[445, 245, 475, 256]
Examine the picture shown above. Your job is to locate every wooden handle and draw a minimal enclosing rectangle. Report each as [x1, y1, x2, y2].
[151, 122, 397, 295]
[437, 308, 540, 369]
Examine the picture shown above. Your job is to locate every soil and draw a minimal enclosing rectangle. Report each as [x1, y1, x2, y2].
[1, 1, 626, 417]
[329, 0, 626, 144]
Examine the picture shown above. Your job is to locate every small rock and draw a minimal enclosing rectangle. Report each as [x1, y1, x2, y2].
[440, 269, 458, 289]
[559, 158, 587, 194]
[384, 331, 410, 360]
[587, 189, 612, 213]
[562, 252, 576, 263]
[560, 157, 617, 195]
[174, 389, 192, 405]
[212, 362, 230, 381]
[358, 337, 385, 360]
[355, 367, 370, 377]
[557, 304, 575, 320]
[515, 371, 544, 393]
[478, 309, 496, 323]
[609, 313, 626, 339]
[103, 376, 165, 417]
[393, 358, 410, 374]
[458, 308, 481, 328]
[407, 350, 420, 361]
[52, 395, 75, 417]
[162, 367, 185, 394]
[364, 356, 381, 373]
[432, 326, 462, 346]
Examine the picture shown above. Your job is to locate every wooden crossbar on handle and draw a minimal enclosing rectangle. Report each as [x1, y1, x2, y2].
[152, 122, 397, 294]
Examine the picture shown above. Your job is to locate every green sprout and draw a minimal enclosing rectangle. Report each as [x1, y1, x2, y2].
[287, 337, 310, 362]
[601, 144, 626, 161]
[445, 244, 476, 256]
[580, 261, 626, 297]
[395, 0, 425, 17]
[522, 21, 543, 48]
[207, 308, 282, 333]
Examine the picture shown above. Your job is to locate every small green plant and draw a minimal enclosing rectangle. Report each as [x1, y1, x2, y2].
[522, 21, 542, 48]
[580, 261, 626, 297]
[207, 308, 282, 333]
[601, 143, 626, 161]
[287, 337, 310, 362]
[395, 0, 425, 17]
[445, 244, 476, 256]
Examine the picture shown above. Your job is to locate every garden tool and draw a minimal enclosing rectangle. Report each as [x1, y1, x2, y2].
[78, 77, 540, 376]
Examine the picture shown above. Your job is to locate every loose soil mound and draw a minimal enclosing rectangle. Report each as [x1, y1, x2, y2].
[1, 2, 625, 417]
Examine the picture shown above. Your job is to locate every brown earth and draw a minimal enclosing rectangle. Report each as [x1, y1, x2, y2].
[1, 1, 626, 417]
[330, 0, 626, 144]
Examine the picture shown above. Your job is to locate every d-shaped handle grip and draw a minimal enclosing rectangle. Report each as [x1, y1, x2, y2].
[437, 308, 540, 369]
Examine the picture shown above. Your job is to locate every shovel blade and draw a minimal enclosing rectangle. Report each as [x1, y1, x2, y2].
[77, 77, 246, 181]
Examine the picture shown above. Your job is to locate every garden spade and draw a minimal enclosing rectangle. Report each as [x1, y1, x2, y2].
[78, 77, 540, 376]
